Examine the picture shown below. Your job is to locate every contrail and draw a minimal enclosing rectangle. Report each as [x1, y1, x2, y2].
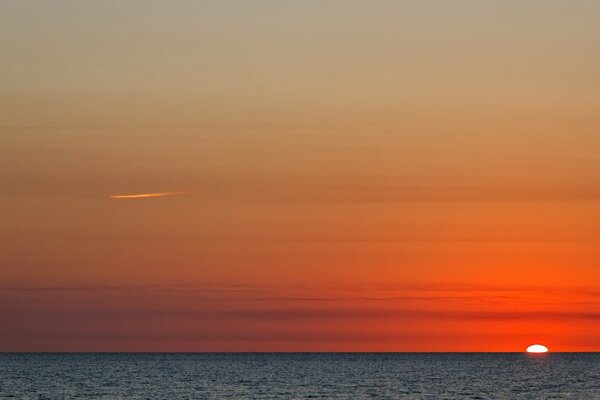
[109, 191, 187, 199]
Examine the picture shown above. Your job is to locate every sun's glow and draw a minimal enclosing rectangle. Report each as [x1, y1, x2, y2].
[526, 344, 549, 353]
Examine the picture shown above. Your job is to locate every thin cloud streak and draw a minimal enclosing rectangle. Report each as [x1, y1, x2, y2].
[109, 191, 187, 199]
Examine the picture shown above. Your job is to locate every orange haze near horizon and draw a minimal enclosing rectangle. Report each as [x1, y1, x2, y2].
[1, 1, 600, 351]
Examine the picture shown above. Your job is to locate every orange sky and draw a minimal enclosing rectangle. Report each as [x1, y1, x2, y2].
[1, 1, 600, 351]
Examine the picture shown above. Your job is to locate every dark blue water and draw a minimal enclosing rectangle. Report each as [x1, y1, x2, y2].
[1, 353, 599, 399]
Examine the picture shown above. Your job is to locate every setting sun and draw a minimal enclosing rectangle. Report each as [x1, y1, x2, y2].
[526, 344, 549, 353]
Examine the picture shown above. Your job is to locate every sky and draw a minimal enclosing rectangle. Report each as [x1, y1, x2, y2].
[1, 0, 600, 351]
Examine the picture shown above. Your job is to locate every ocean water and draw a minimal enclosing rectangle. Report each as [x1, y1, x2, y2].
[1, 353, 599, 399]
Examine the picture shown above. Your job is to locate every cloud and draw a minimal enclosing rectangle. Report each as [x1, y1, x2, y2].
[109, 191, 187, 199]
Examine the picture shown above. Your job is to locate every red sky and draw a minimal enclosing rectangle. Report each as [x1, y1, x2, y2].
[1, 1, 600, 351]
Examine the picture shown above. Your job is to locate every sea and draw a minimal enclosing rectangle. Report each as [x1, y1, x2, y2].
[1, 353, 599, 399]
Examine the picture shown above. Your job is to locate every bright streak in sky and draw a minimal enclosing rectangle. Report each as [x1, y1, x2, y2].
[109, 192, 187, 199]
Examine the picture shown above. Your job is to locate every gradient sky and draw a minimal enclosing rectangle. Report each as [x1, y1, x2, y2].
[1, 0, 600, 351]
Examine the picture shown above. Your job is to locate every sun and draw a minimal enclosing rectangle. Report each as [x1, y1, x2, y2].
[526, 344, 549, 353]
